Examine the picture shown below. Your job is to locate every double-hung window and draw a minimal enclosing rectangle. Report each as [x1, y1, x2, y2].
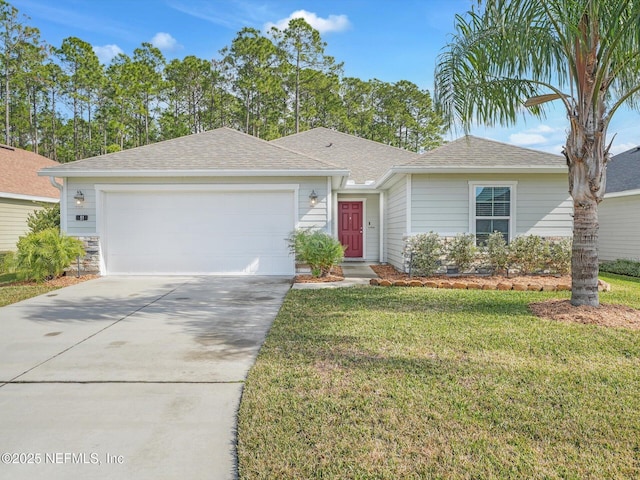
[470, 182, 516, 246]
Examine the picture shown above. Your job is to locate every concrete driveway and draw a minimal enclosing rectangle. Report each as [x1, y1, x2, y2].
[0, 276, 291, 480]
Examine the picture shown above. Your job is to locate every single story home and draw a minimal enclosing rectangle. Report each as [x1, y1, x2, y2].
[39, 127, 572, 276]
[599, 146, 640, 262]
[0, 145, 60, 252]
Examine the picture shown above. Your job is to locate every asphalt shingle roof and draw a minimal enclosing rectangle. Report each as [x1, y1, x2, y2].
[40, 127, 343, 175]
[403, 135, 565, 168]
[0, 145, 60, 199]
[606, 146, 640, 193]
[271, 127, 420, 184]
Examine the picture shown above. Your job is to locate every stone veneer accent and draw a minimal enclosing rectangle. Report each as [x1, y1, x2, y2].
[65, 235, 100, 275]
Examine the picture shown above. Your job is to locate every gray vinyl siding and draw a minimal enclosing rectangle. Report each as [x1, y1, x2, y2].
[599, 194, 640, 261]
[65, 176, 330, 236]
[411, 173, 572, 238]
[338, 193, 380, 261]
[0, 198, 50, 251]
[384, 176, 408, 270]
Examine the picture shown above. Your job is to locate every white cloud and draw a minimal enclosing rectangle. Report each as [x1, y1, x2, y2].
[93, 44, 124, 65]
[528, 124, 557, 134]
[265, 10, 350, 33]
[509, 133, 547, 146]
[610, 142, 637, 156]
[151, 32, 180, 51]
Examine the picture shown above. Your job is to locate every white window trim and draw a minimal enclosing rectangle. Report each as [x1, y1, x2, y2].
[468, 181, 517, 242]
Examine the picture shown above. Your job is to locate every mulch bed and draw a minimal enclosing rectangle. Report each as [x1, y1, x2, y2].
[530, 299, 640, 330]
[3, 274, 99, 288]
[295, 266, 344, 283]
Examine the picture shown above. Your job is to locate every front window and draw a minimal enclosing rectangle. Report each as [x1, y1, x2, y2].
[473, 185, 512, 245]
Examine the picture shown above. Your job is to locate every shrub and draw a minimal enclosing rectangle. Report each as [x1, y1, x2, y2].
[446, 233, 477, 272]
[0, 251, 16, 274]
[509, 235, 550, 274]
[288, 229, 345, 277]
[15, 228, 85, 281]
[26, 203, 60, 234]
[485, 231, 510, 274]
[600, 259, 640, 278]
[547, 238, 572, 275]
[405, 232, 443, 276]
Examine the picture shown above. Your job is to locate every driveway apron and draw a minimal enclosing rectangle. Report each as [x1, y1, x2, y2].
[0, 276, 290, 480]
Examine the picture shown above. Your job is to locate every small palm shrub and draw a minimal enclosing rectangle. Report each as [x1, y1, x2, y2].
[446, 233, 477, 272]
[15, 228, 85, 281]
[405, 232, 443, 276]
[484, 231, 510, 274]
[288, 229, 345, 277]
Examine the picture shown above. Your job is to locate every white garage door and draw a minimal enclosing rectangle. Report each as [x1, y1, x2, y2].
[100, 187, 295, 275]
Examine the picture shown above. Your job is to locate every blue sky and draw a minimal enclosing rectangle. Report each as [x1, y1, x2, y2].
[12, 0, 639, 155]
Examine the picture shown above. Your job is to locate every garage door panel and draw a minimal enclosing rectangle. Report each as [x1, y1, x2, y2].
[102, 189, 295, 275]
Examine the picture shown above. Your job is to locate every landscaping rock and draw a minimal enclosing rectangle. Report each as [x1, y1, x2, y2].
[557, 284, 571, 291]
[424, 281, 438, 289]
[393, 280, 409, 287]
[453, 282, 467, 289]
[440, 281, 454, 289]
[408, 280, 423, 287]
[497, 282, 512, 291]
[369, 278, 380, 286]
[513, 283, 528, 291]
[379, 279, 393, 287]
[467, 282, 481, 289]
[482, 284, 497, 290]
[598, 280, 611, 292]
[528, 284, 542, 291]
[542, 284, 556, 291]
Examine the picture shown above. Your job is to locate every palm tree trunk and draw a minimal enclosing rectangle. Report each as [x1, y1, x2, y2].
[571, 198, 600, 306]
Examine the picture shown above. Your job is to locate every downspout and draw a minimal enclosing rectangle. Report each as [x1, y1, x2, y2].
[49, 176, 66, 232]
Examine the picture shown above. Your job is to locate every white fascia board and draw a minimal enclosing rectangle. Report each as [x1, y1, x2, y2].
[604, 188, 640, 199]
[38, 168, 350, 178]
[376, 166, 566, 189]
[0, 191, 59, 203]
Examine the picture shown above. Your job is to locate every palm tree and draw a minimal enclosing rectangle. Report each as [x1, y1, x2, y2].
[434, 0, 640, 306]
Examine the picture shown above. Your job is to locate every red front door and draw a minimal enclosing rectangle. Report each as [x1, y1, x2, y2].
[338, 201, 363, 258]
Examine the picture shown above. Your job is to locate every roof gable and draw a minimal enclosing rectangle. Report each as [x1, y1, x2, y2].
[606, 146, 640, 193]
[271, 127, 420, 184]
[402, 135, 565, 168]
[0, 145, 60, 199]
[40, 127, 344, 176]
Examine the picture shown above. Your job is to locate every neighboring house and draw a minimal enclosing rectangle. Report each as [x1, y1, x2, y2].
[39, 127, 572, 276]
[598, 146, 640, 261]
[0, 145, 60, 252]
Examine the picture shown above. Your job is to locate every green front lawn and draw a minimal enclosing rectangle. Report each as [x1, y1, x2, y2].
[238, 273, 640, 479]
[0, 273, 61, 307]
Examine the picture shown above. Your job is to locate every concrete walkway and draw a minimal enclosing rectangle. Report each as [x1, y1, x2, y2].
[0, 276, 290, 480]
[291, 263, 379, 289]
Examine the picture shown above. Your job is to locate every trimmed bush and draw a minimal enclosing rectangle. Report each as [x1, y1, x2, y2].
[405, 232, 443, 276]
[15, 228, 85, 281]
[547, 238, 572, 275]
[600, 259, 640, 278]
[485, 231, 510, 274]
[509, 235, 549, 274]
[288, 229, 345, 277]
[26, 203, 60, 234]
[446, 233, 477, 272]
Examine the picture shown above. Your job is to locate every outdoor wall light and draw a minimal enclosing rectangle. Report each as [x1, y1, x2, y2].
[309, 190, 318, 206]
[74, 190, 85, 205]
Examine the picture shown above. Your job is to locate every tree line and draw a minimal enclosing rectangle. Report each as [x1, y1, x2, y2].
[1, 1, 445, 163]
